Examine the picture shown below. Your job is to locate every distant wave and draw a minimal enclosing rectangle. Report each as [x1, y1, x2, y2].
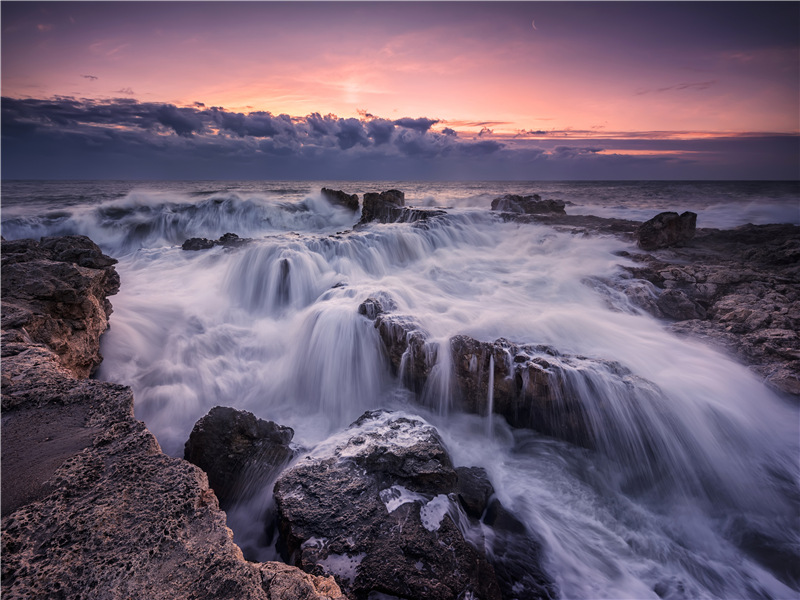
[1, 190, 359, 255]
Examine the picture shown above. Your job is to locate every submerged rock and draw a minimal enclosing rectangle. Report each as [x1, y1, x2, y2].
[184, 406, 296, 508]
[182, 232, 252, 251]
[356, 189, 446, 226]
[273, 410, 555, 600]
[637, 211, 697, 250]
[490, 194, 566, 215]
[321, 188, 359, 212]
[1, 236, 343, 600]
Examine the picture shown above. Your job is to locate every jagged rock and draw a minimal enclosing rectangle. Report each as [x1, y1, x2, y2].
[490, 194, 566, 215]
[321, 188, 359, 212]
[358, 296, 433, 393]
[184, 406, 295, 508]
[1, 236, 119, 378]
[637, 211, 697, 250]
[182, 232, 251, 251]
[1, 236, 343, 600]
[356, 189, 446, 226]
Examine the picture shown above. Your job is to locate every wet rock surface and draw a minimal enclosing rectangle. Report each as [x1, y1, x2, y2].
[182, 231, 252, 251]
[491, 193, 566, 215]
[185, 406, 296, 508]
[618, 224, 800, 397]
[273, 410, 555, 600]
[1, 237, 342, 600]
[356, 189, 446, 226]
[321, 188, 359, 212]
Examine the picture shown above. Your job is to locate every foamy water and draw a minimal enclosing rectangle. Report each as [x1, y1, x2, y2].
[2, 180, 798, 599]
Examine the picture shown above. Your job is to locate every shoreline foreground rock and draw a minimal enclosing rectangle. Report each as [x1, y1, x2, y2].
[1, 236, 343, 600]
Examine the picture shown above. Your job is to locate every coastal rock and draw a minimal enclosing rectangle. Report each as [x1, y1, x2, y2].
[274, 410, 556, 600]
[1, 236, 343, 600]
[1, 236, 119, 378]
[356, 189, 446, 226]
[321, 188, 359, 212]
[490, 194, 566, 215]
[182, 232, 252, 251]
[184, 406, 296, 508]
[637, 211, 697, 250]
[622, 224, 800, 397]
[449, 335, 595, 448]
[358, 296, 434, 393]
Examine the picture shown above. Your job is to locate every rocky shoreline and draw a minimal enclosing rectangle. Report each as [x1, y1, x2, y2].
[2, 191, 797, 599]
[1, 236, 343, 600]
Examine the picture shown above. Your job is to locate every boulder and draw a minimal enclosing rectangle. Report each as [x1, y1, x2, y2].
[321, 188, 359, 212]
[1, 236, 343, 600]
[273, 410, 494, 599]
[490, 194, 566, 215]
[356, 189, 446, 226]
[637, 211, 697, 250]
[184, 406, 296, 508]
[1, 236, 120, 378]
[273, 410, 555, 600]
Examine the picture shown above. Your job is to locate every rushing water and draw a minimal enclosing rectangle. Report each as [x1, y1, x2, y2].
[2, 180, 799, 600]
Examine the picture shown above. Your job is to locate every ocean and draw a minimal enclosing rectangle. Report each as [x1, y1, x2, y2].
[2, 180, 799, 599]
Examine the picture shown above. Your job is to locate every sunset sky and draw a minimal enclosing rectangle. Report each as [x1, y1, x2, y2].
[2, 1, 798, 180]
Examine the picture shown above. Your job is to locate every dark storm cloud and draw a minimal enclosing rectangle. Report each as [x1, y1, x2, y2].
[2, 96, 798, 180]
[394, 117, 439, 132]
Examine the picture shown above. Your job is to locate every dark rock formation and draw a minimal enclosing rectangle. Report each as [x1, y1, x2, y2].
[182, 232, 251, 251]
[620, 224, 800, 397]
[184, 406, 296, 508]
[637, 211, 697, 250]
[274, 410, 556, 600]
[321, 188, 359, 212]
[1, 236, 342, 600]
[1, 235, 120, 378]
[358, 296, 433, 393]
[356, 189, 446, 226]
[491, 194, 566, 215]
[359, 294, 627, 449]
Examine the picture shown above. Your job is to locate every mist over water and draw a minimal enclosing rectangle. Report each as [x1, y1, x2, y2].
[2, 180, 798, 599]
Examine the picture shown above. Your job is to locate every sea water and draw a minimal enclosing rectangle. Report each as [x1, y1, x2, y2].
[2, 180, 798, 599]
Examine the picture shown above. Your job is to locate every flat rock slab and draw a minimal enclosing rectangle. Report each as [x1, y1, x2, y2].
[1, 403, 100, 515]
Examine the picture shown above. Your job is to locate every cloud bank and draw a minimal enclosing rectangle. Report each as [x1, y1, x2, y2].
[2, 96, 797, 180]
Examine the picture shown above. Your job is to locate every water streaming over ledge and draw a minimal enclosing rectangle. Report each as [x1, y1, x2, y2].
[2, 180, 798, 599]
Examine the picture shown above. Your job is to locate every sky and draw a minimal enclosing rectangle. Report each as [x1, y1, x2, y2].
[2, 1, 798, 180]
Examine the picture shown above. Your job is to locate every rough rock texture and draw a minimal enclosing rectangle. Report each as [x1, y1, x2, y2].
[1, 236, 342, 600]
[637, 211, 697, 250]
[182, 232, 251, 251]
[619, 224, 800, 397]
[356, 189, 446, 226]
[273, 410, 556, 600]
[490, 194, 566, 215]
[184, 406, 296, 508]
[1, 236, 120, 378]
[321, 188, 359, 212]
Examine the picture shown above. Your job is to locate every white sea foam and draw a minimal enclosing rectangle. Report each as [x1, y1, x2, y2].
[2, 180, 798, 600]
